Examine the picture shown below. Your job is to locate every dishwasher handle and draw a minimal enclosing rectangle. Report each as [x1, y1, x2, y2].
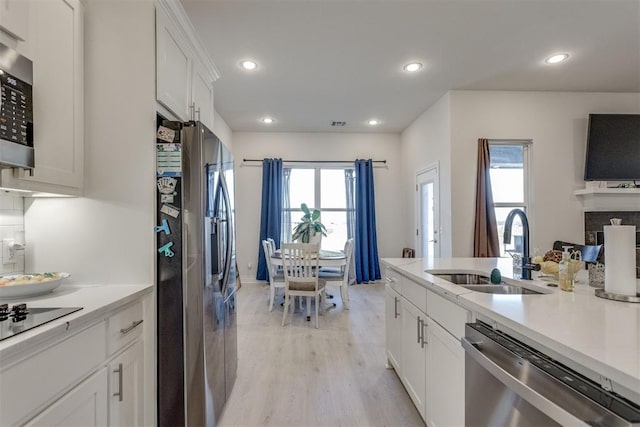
[462, 337, 595, 427]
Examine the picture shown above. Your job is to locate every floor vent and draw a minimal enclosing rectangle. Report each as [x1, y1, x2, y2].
[331, 121, 347, 127]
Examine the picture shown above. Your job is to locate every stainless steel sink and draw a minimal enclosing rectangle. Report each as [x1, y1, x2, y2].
[459, 284, 542, 295]
[431, 273, 543, 294]
[432, 273, 493, 285]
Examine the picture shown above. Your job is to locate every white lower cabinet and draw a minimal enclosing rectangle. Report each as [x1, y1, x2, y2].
[385, 285, 402, 371]
[0, 296, 149, 426]
[26, 368, 108, 427]
[425, 317, 465, 427]
[401, 300, 427, 419]
[384, 266, 469, 426]
[108, 340, 144, 426]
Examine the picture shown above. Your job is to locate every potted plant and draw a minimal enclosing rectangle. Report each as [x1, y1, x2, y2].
[292, 203, 327, 244]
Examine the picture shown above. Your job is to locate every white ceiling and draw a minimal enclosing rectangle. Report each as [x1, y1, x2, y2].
[181, 0, 640, 133]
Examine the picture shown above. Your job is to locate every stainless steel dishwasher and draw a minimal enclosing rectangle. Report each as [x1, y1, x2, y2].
[462, 322, 640, 427]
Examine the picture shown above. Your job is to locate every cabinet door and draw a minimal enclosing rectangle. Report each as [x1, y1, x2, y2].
[401, 299, 427, 420]
[26, 368, 108, 427]
[385, 285, 402, 372]
[108, 340, 144, 427]
[2, 0, 84, 195]
[192, 62, 214, 130]
[0, 0, 28, 41]
[426, 318, 464, 427]
[156, 7, 191, 121]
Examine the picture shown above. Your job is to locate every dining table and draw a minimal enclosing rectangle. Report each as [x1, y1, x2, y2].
[270, 249, 346, 268]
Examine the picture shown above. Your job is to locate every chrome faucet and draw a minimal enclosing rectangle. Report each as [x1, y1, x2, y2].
[503, 208, 540, 280]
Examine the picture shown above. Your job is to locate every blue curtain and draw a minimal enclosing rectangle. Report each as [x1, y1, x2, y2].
[354, 159, 381, 283]
[256, 158, 283, 281]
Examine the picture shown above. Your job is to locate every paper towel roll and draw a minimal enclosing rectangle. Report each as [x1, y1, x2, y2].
[604, 225, 637, 296]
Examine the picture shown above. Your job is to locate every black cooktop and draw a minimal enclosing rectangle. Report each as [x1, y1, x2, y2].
[0, 304, 83, 342]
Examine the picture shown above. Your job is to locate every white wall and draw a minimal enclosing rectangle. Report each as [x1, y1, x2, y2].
[400, 93, 452, 256]
[213, 109, 233, 152]
[232, 131, 402, 282]
[24, 0, 157, 285]
[448, 91, 640, 256]
[0, 193, 25, 274]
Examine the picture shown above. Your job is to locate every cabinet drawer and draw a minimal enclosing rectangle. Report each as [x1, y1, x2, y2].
[107, 302, 144, 355]
[402, 278, 427, 313]
[426, 290, 469, 340]
[0, 322, 106, 426]
[384, 267, 402, 293]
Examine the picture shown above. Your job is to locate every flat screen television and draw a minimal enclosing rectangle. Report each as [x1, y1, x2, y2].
[584, 114, 640, 181]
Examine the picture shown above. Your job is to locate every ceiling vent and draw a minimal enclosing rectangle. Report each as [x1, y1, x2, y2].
[331, 121, 346, 127]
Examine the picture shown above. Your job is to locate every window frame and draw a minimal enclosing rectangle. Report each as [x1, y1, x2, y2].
[283, 165, 355, 248]
[488, 140, 532, 256]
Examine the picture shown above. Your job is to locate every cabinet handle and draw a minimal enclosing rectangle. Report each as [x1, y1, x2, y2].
[417, 316, 422, 344]
[384, 277, 396, 284]
[113, 363, 123, 402]
[195, 107, 201, 122]
[421, 320, 427, 348]
[120, 319, 143, 335]
[394, 297, 398, 318]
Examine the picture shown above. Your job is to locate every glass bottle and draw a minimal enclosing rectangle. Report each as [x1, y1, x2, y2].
[559, 246, 574, 292]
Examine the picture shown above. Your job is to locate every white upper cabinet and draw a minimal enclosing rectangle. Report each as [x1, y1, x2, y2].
[0, 0, 28, 41]
[191, 62, 214, 130]
[155, 0, 219, 127]
[1, 0, 84, 195]
[156, 8, 191, 121]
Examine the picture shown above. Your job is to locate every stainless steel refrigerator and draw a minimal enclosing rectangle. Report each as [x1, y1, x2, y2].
[155, 120, 237, 427]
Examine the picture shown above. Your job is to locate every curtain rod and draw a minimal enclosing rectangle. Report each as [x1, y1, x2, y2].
[242, 159, 386, 165]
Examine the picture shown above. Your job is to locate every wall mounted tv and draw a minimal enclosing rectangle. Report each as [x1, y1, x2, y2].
[584, 113, 640, 181]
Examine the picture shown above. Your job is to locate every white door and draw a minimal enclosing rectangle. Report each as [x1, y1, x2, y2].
[26, 368, 108, 427]
[385, 285, 402, 372]
[109, 341, 144, 427]
[416, 165, 440, 259]
[425, 317, 465, 427]
[401, 300, 427, 420]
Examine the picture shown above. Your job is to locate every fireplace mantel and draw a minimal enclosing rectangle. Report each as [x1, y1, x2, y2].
[574, 188, 640, 211]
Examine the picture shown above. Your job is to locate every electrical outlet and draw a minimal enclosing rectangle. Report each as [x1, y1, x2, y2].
[3, 239, 15, 265]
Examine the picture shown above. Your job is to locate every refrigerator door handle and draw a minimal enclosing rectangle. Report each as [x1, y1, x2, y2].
[219, 173, 233, 294]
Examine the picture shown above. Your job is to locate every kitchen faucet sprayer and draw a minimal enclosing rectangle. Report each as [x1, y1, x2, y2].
[503, 208, 540, 280]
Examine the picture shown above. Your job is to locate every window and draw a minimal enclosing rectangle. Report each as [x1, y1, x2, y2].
[489, 142, 530, 257]
[283, 167, 354, 251]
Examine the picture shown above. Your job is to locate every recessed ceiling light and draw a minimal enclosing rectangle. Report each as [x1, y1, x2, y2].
[545, 53, 569, 64]
[240, 60, 258, 70]
[403, 62, 423, 72]
[368, 119, 380, 126]
[261, 117, 274, 124]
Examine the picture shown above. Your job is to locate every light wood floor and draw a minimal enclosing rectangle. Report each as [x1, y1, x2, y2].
[219, 281, 424, 427]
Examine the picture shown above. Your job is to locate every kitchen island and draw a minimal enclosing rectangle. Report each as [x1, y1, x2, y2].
[0, 283, 154, 426]
[382, 257, 640, 425]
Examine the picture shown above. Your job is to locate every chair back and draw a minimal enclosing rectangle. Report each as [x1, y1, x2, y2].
[262, 240, 276, 282]
[281, 243, 319, 289]
[552, 240, 603, 263]
[267, 237, 276, 254]
[343, 239, 355, 284]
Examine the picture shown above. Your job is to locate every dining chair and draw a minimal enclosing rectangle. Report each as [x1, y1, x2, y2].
[318, 238, 354, 309]
[262, 240, 285, 312]
[281, 243, 325, 328]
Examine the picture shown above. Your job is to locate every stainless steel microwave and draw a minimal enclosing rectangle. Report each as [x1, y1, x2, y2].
[0, 42, 33, 169]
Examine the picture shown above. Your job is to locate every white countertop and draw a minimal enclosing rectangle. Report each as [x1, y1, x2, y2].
[382, 257, 640, 402]
[0, 283, 153, 362]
